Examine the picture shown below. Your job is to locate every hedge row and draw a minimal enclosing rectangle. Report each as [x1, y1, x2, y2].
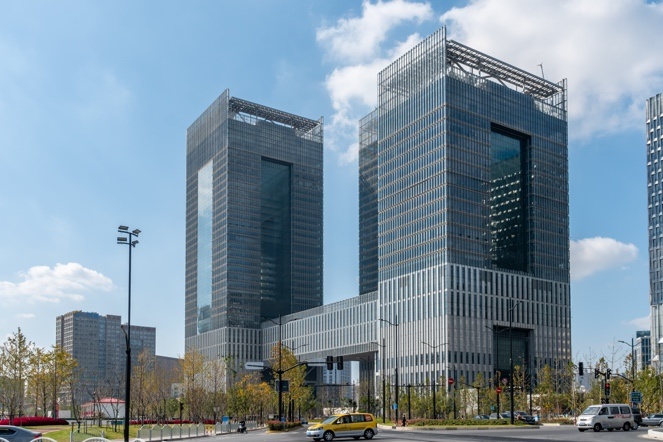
[0, 417, 69, 426]
[266, 420, 303, 431]
[407, 418, 532, 426]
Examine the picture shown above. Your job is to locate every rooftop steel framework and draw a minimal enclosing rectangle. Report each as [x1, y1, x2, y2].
[446, 39, 564, 100]
[229, 97, 322, 132]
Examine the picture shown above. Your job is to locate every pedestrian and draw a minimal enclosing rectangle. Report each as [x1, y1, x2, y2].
[402, 413, 406, 427]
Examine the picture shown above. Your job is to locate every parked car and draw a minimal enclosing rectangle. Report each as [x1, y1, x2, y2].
[631, 407, 642, 428]
[473, 414, 490, 420]
[488, 412, 509, 419]
[641, 413, 663, 427]
[513, 411, 536, 424]
[0, 426, 42, 442]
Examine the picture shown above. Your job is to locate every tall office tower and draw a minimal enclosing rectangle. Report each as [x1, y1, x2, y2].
[185, 90, 324, 363]
[359, 28, 569, 387]
[55, 311, 156, 403]
[647, 93, 663, 364]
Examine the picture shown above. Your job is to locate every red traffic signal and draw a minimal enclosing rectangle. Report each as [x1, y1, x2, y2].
[448, 377, 455, 385]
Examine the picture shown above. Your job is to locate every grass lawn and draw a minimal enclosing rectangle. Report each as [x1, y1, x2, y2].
[33, 425, 138, 442]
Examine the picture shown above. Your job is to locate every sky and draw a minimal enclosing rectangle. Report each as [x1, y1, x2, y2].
[1, 0, 662, 372]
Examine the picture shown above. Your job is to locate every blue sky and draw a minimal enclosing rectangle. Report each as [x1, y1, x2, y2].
[1, 0, 662, 372]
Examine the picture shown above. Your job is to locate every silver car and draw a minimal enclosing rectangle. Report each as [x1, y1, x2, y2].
[0, 426, 42, 442]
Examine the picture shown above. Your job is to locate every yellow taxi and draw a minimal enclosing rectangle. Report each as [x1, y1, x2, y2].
[306, 412, 378, 441]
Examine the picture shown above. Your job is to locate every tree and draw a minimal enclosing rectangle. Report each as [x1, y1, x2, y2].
[0, 328, 35, 423]
[28, 347, 49, 416]
[204, 357, 227, 422]
[132, 349, 155, 423]
[535, 365, 555, 419]
[179, 347, 206, 422]
[268, 344, 311, 421]
[49, 345, 76, 418]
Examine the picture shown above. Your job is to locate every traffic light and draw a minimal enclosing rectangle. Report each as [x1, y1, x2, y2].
[578, 362, 584, 376]
[326, 355, 334, 370]
[604, 382, 611, 397]
[606, 368, 611, 379]
[336, 356, 344, 370]
[179, 402, 184, 411]
[594, 368, 599, 379]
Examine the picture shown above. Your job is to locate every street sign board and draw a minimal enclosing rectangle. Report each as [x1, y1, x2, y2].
[631, 391, 642, 404]
[245, 361, 265, 370]
[276, 380, 290, 393]
[393, 403, 398, 410]
[448, 377, 454, 385]
[306, 362, 328, 367]
[496, 387, 502, 394]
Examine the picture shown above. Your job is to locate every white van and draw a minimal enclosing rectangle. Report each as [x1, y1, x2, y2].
[576, 403, 636, 432]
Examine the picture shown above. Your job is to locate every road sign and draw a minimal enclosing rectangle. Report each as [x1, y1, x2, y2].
[393, 403, 398, 410]
[276, 380, 290, 392]
[244, 361, 265, 370]
[502, 378, 508, 385]
[448, 377, 454, 385]
[496, 387, 502, 394]
[306, 362, 328, 367]
[631, 391, 642, 404]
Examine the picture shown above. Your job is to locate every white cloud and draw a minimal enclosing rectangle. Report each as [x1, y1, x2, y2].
[0, 262, 113, 304]
[317, 0, 433, 64]
[570, 237, 638, 281]
[440, 0, 663, 139]
[626, 314, 650, 330]
[15, 313, 35, 320]
[317, 1, 434, 164]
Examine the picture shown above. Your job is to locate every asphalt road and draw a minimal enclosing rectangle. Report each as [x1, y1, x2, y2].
[206, 424, 652, 442]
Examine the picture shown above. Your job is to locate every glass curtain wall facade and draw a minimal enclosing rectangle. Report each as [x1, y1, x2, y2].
[359, 110, 379, 295]
[361, 28, 570, 393]
[647, 93, 663, 361]
[185, 89, 324, 363]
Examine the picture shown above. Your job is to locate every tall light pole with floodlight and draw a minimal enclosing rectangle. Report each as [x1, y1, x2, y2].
[117, 225, 140, 442]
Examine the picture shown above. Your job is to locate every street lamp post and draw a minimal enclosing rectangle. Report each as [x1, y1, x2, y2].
[618, 338, 636, 391]
[508, 300, 523, 425]
[263, 315, 300, 424]
[422, 341, 446, 419]
[379, 316, 398, 424]
[117, 225, 140, 442]
[370, 341, 386, 423]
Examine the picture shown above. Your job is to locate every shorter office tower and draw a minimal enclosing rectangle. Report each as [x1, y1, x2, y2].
[185, 89, 324, 368]
[635, 330, 651, 371]
[55, 311, 156, 403]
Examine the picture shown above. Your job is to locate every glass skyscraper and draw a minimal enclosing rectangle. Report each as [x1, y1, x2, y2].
[647, 93, 663, 362]
[185, 90, 324, 362]
[360, 28, 570, 387]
